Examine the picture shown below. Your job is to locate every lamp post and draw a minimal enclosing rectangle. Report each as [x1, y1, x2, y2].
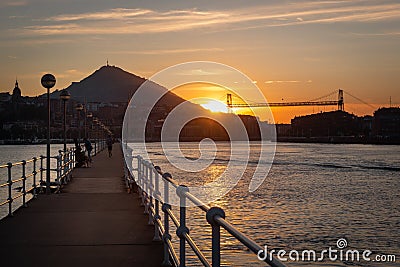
[60, 90, 71, 152]
[83, 105, 87, 138]
[87, 112, 93, 139]
[41, 74, 56, 194]
[92, 117, 98, 152]
[76, 103, 83, 141]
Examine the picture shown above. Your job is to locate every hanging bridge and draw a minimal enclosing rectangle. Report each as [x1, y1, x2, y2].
[227, 89, 346, 111]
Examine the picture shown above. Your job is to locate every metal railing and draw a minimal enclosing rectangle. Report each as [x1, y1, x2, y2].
[0, 139, 107, 219]
[123, 152, 287, 267]
[93, 139, 107, 156]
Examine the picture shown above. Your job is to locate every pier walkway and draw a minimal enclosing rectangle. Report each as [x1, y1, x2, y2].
[0, 144, 163, 267]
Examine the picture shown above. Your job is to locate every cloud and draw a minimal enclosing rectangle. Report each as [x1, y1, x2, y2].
[106, 47, 224, 55]
[351, 31, 400, 37]
[44, 8, 152, 22]
[1, 1, 28, 7]
[17, 1, 400, 36]
[265, 80, 301, 84]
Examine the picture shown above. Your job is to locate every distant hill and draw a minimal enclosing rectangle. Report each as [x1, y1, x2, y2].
[46, 65, 266, 141]
[50, 65, 185, 106]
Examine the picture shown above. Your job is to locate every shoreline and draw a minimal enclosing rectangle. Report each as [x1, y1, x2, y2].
[2, 137, 399, 145]
[277, 136, 400, 145]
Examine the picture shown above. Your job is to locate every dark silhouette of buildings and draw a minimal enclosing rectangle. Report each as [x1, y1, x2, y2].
[279, 108, 400, 144]
[373, 107, 400, 138]
[291, 110, 361, 137]
[1, 66, 399, 144]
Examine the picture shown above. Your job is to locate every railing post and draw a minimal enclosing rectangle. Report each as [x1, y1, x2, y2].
[71, 148, 75, 171]
[139, 157, 145, 208]
[148, 163, 154, 225]
[32, 157, 37, 198]
[7, 163, 13, 217]
[22, 160, 27, 207]
[58, 150, 63, 185]
[136, 156, 141, 194]
[162, 172, 172, 267]
[65, 149, 70, 183]
[40, 155, 44, 190]
[176, 185, 189, 267]
[153, 166, 162, 241]
[206, 207, 226, 267]
[144, 161, 149, 215]
[56, 154, 61, 189]
[137, 156, 143, 206]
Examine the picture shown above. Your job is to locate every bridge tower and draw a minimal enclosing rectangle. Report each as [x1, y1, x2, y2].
[226, 93, 233, 112]
[338, 89, 344, 111]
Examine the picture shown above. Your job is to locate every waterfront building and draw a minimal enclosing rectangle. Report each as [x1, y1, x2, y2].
[373, 107, 400, 138]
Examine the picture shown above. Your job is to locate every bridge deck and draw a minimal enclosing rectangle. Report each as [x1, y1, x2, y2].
[0, 144, 163, 267]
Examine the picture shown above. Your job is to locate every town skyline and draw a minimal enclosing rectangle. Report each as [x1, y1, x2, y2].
[1, 0, 399, 122]
[0, 63, 396, 123]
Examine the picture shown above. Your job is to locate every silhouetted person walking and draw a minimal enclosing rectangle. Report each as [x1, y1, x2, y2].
[106, 135, 113, 157]
[83, 137, 93, 162]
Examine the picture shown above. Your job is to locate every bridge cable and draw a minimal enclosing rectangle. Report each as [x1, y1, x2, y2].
[344, 91, 376, 110]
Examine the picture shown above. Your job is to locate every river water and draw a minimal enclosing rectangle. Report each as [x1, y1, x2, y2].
[129, 142, 400, 266]
[1, 143, 399, 266]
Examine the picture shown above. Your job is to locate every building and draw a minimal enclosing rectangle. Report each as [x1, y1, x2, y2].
[291, 110, 361, 137]
[373, 107, 400, 138]
[11, 80, 22, 103]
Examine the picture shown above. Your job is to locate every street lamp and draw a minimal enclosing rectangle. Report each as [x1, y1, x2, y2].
[41, 74, 56, 194]
[76, 103, 83, 140]
[60, 90, 71, 152]
[87, 112, 93, 139]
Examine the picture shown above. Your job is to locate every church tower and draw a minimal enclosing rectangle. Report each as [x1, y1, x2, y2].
[12, 79, 22, 102]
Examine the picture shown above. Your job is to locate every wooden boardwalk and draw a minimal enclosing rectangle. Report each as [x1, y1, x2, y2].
[0, 144, 163, 267]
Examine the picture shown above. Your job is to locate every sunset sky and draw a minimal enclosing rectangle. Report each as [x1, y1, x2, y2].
[0, 0, 399, 123]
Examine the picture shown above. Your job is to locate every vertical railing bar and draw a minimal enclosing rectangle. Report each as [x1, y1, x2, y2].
[32, 157, 37, 198]
[177, 185, 189, 267]
[148, 163, 154, 225]
[138, 157, 141, 200]
[162, 172, 172, 267]
[65, 149, 69, 183]
[153, 167, 161, 241]
[144, 161, 149, 214]
[206, 207, 226, 267]
[56, 153, 61, 187]
[40, 156, 44, 190]
[7, 163, 13, 217]
[22, 160, 27, 207]
[139, 157, 145, 207]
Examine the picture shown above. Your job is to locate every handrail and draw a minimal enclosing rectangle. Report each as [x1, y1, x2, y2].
[0, 140, 107, 219]
[122, 149, 287, 267]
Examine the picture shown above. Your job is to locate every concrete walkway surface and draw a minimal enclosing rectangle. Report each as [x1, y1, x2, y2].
[0, 144, 163, 267]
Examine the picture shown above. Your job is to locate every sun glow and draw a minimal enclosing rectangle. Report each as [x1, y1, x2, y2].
[200, 100, 229, 113]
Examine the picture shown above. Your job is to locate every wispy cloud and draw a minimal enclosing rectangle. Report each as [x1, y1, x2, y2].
[18, 0, 400, 36]
[1, 1, 28, 7]
[43, 8, 152, 22]
[107, 47, 224, 55]
[351, 31, 400, 37]
[264, 80, 313, 85]
[265, 80, 301, 84]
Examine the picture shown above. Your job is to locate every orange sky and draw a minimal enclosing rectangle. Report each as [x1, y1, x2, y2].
[171, 82, 378, 123]
[0, 0, 398, 123]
